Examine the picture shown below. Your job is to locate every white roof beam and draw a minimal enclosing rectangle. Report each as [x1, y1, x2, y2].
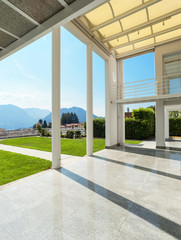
[111, 24, 181, 51]
[91, 0, 161, 32]
[103, 8, 181, 42]
[0, 27, 20, 39]
[1, 0, 40, 26]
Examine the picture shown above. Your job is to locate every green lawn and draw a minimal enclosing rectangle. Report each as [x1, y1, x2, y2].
[125, 140, 142, 144]
[0, 137, 142, 157]
[0, 150, 51, 186]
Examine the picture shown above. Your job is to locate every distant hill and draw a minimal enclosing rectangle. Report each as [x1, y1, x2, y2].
[0, 105, 35, 130]
[43, 106, 99, 124]
[24, 108, 50, 122]
[0, 104, 50, 130]
[0, 105, 100, 130]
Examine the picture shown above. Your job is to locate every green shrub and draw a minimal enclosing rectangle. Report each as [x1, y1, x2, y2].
[130, 107, 155, 138]
[125, 118, 152, 139]
[169, 118, 181, 136]
[75, 130, 81, 138]
[84, 118, 105, 138]
[133, 107, 155, 121]
[66, 131, 74, 139]
[93, 118, 105, 138]
[84, 108, 155, 140]
[41, 129, 50, 137]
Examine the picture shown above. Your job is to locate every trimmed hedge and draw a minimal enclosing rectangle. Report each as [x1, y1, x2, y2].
[126, 107, 155, 139]
[84, 118, 105, 138]
[169, 118, 181, 136]
[93, 118, 105, 138]
[125, 118, 153, 140]
[84, 108, 155, 140]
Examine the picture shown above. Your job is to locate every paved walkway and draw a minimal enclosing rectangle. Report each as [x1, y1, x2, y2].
[0, 144, 82, 166]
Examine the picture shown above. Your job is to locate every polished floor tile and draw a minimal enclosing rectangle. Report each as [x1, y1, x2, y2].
[0, 147, 181, 240]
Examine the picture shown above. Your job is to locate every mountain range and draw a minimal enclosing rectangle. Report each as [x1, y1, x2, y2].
[43, 106, 98, 124]
[0, 105, 50, 130]
[0, 105, 99, 130]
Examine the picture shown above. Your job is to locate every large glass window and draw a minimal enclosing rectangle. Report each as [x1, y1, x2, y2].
[163, 52, 181, 94]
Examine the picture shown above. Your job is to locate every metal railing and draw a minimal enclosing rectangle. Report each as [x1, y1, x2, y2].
[115, 73, 181, 100]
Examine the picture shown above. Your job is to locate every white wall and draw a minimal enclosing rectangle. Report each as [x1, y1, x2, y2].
[155, 39, 181, 147]
[155, 39, 181, 95]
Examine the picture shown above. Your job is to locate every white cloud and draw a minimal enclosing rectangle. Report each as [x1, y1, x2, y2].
[0, 91, 51, 110]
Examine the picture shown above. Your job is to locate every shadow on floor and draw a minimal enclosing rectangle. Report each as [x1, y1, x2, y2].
[59, 167, 181, 239]
[109, 145, 181, 162]
[93, 155, 181, 181]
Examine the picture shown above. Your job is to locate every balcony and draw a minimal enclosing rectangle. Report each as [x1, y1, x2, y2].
[113, 73, 181, 104]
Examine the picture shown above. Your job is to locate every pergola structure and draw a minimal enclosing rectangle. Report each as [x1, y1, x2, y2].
[0, 0, 181, 168]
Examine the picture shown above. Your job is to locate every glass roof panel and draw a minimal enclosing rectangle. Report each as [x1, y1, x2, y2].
[79, 0, 181, 57]
[85, 3, 113, 26]
[148, 0, 181, 20]
[121, 9, 147, 30]
[152, 14, 181, 33]
[134, 38, 154, 49]
[129, 27, 152, 41]
[110, 0, 142, 17]
[98, 21, 121, 38]
[155, 29, 181, 43]
[116, 45, 134, 54]
[109, 36, 129, 47]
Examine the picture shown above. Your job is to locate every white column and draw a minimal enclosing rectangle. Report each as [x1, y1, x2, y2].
[156, 100, 165, 148]
[105, 59, 111, 147]
[165, 109, 169, 139]
[117, 60, 125, 145]
[118, 104, 125, 145]
[86, 43, 93, 156]
[105, 56, 118, 147]
[52, 27, 61, 169]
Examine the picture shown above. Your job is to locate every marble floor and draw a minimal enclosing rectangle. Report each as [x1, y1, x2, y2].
[130, 139, 181, 150]
[0, 147, 181, 240]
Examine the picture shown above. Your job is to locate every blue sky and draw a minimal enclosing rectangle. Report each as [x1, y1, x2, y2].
[0, 27, 154, 116]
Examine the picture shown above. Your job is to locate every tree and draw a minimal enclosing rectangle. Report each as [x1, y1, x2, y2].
[61, 112, 79, 125]
[42, 120, 47, 128]
[147, 105, 155, 111]
[37, 123, 42, 134]
[170, 111, 181, 118]
[38, 119, 43, 125]
[72, 113, 79, 123]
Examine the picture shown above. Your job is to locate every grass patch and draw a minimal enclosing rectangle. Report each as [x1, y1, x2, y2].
[125, 140, 142, 144]
[0, 137, 142, 157]
[0, 150, 51, 186]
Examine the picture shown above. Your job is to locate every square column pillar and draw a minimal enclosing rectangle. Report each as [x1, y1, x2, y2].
[52, 27, 61, 169]
[156, 100, 165, 148]
[86, 43, 93, 156]
[165, 109, 169, 139]
[117, 60, 125, 145]
[105, 56, 118, 147]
